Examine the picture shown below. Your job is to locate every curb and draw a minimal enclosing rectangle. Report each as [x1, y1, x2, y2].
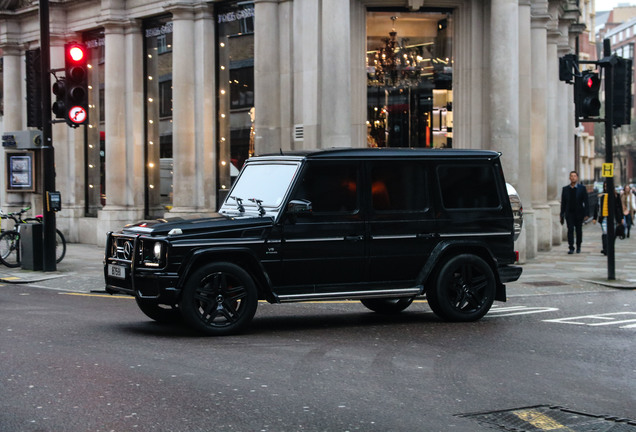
[0, 273, 66, 284]
[581, 278, 636, 290]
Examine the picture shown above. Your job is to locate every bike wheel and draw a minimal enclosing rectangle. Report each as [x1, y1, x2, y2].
[0, 231, 21, 268]
[55, 229, 66, 263]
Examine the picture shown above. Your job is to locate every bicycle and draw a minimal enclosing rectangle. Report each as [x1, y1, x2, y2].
[0, 207, 66, 268]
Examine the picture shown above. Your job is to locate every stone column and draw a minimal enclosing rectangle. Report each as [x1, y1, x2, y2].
[167, 4, 198, 215]
[98, 20, 134, 239]
[321, 0, 352, 148]
[547, 22, 562, 246]
[193, 3, 217, 211]
[490, 0, 519, 186]
[254, 0, 281, 155]
[530, 1, 552, 251]
[0, 44, 23, 206]
[518, 0, 534, 261]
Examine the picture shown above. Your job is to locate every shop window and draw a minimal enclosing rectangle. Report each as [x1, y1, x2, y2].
[366, 10, 453, 149]
[83, 30, 105, 216]
[144, 16, 174, 216]
[217, 1, 255, 206]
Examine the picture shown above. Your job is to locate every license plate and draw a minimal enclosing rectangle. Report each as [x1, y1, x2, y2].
[108, 264, 126, 279]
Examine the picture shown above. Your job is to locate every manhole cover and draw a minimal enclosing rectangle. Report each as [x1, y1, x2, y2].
[458, 405, 636, 431]
[524, 281, 568, 287]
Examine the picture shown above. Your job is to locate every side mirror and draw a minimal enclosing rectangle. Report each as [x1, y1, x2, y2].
[287, 199, 312, 215]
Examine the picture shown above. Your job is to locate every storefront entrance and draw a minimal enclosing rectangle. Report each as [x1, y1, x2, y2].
[366, 10, 453, 148]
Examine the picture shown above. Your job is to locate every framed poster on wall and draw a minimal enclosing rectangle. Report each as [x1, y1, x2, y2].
[6, 151, 35, 192]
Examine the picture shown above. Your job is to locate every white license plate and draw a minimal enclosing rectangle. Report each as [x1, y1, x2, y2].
[108, 264, 126, 279]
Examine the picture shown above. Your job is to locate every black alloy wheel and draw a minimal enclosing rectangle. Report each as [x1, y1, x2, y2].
[360, 297, 414, 314]
[135, 297, 182, 324]
[427, 254, 495, 322]
[180, 262, 258, 336]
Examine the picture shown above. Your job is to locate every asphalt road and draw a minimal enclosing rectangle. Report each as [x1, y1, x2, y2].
[1, 284, 634, 432]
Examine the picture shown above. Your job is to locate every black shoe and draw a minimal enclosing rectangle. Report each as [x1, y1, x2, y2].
[568, 249, 574, 254]
[576, 247, 581, 253]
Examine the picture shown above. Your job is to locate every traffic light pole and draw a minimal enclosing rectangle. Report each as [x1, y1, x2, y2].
[39, 0, 57, 271]
[602, 39, 616, 280]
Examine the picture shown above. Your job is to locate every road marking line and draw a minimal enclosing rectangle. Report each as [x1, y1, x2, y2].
[513, 409, 575, 431]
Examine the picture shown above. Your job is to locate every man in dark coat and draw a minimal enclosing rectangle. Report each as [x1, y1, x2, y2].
[560, 171, 589, 254]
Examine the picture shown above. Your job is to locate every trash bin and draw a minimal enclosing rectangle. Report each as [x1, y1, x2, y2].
[20, 223, 43, 271]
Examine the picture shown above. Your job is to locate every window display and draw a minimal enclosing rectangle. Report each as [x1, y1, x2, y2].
[366, 10, 453, 148]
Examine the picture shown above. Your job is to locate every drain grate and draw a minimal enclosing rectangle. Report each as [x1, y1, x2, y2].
[458, 405, 636, 431]
[524, 281, 569, 287]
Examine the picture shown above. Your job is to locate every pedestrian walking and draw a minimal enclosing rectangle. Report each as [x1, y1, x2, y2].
[593, 181, 624, 255]
[560, 171, 589, 254]
[620, 185, 636, 238]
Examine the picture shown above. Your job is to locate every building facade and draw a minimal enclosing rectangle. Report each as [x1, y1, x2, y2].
[1, 0, 587, 261]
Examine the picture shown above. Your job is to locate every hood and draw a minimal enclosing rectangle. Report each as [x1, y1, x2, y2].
[120, 213, 274, 237]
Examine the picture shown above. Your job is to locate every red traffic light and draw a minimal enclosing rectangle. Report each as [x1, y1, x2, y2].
[69, 45, 85, 62]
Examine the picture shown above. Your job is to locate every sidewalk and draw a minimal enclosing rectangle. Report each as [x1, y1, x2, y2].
[0, 224, 635, 294]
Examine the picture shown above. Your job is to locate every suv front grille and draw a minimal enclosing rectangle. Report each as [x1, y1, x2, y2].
[109, 235, 136, 262]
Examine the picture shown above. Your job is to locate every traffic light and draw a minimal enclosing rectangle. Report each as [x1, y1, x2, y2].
[576, 71, 601, 118]
[612, 57, 632, 127]
[63, 42, 89, 127]
[51, 78, 66, 119]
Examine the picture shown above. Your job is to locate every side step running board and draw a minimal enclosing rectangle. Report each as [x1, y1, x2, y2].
[276, 287, 422, 303]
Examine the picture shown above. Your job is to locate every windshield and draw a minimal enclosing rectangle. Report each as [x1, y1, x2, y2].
[220, 162, 300, 214]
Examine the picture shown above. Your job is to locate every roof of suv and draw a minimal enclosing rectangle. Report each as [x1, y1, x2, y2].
[251, 147, 502, 161]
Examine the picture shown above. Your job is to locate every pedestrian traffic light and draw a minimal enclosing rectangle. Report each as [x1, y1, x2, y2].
[63, 42, 89, 127]
[576, 71, 601, 118]
[612, 57, 632, 127]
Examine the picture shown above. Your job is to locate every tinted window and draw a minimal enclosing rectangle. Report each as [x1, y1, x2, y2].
[370, 161, 428, 211]
[438, 165, 500, 209]
[292, 162, 358, 213]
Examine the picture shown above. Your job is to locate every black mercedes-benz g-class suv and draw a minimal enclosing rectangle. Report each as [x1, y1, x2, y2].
[105, 148, 522, 335]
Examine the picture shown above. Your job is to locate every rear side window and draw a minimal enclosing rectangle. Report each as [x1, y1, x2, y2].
[370, 161, 428, 212]
[438, 165, 501, 209]
[291, 161, 359, 213]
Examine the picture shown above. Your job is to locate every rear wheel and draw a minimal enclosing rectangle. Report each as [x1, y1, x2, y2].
[135, 297, 181, 324]
[0, 231, 20, 268]
[55, 229, 66, 264]
[180, 262, 258, 336]
[427, 254, 495, 322]
[360, 297, 414, 314]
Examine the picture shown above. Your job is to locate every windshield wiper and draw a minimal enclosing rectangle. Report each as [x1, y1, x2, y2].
[249, 198, 266, 216]
[228, 196, 245, 213]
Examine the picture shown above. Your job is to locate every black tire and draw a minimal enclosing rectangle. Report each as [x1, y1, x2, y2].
[135, 297, 182, 324]
[427, 254, 496, 322]
[180, 262, 258, 336]
[0, 231, 20, 268]
[55, 229, 66, 264]
[360, 297, 414, 314]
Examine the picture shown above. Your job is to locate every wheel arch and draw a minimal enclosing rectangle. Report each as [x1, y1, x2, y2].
[417, 240, 505, 301]
[176, 247, 276, 303]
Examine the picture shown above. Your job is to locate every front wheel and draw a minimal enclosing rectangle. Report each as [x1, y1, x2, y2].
[0, 231, 20, 268]
[180, 262, 258, 336]
[427, 254, 496, 322]
[360, 297, 414, 314]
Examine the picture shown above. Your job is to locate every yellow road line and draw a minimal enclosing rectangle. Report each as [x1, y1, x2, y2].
[61, 292, 131, 299]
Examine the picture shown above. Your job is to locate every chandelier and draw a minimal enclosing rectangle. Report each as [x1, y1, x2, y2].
[367, 16, 430, 88]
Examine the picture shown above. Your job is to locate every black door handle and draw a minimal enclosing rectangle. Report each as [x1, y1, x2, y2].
[344, 235, 364, 242]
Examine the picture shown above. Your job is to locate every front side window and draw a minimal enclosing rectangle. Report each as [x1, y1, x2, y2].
[438, 165, 500, 209]
[292, 162, 359, 213]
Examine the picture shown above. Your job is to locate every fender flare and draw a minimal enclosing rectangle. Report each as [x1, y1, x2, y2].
[416, 240, 506, 302]
[176, 247, 277, 302]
